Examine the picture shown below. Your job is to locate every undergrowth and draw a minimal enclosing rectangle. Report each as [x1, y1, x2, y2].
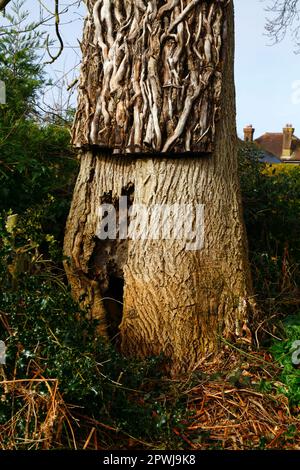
[0, 213, 190, 449]
[270, 314, 300, 407]
[0, 142, 299, 449]
[1, 1, 300, 449]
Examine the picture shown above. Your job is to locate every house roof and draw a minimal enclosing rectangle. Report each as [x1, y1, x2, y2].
[238, 138, 281, 163]
[255, 132, 300, 161]
[259, 152, 281, 164]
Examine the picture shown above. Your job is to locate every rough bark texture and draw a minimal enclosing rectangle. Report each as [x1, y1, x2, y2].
[64, 0, 255, 374]
[72, 0, 227, 155]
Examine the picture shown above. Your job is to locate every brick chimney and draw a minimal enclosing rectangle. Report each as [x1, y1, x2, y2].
[282, 124, 294, 158]
[243, 124, 255, 142]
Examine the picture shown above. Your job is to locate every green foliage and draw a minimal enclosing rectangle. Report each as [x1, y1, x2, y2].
[239, 142, 300, 409]
[0, 0, 77, 243]
[270, 314, 300, 406]
[0, 122, 76, 216]
[0, 215, 188, 449]
[0, 0, 46, 118]
[239, 141, 300, 310]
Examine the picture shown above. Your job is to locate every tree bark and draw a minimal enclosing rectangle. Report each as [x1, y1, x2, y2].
[64, 0, 255, 375]
[73, 0, 226, 155]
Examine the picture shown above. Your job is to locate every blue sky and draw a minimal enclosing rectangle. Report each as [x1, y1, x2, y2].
[2, 0, 300, 139]
[235, 0, 300, 138]
[60, 0, 300, 139]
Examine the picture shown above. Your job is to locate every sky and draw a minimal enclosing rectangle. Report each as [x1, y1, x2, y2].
[235, 0, 300, 139]
[2, 0, 300, 139]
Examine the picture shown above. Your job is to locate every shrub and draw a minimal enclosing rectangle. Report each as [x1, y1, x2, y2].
[239, 142, 300, 315]
[0, 214, 188, 449]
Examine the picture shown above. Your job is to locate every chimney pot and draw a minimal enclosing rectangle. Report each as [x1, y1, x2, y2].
[243, 124, 255, 142]
[281, 123, 295, 159]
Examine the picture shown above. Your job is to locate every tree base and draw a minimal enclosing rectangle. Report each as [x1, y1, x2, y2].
[64, 151, 255, 374]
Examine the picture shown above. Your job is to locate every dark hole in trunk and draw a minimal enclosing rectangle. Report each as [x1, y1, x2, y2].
[103, 275, 124, 344]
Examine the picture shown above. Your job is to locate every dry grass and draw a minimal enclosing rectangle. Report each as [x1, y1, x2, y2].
[173, 349, 300, 450]
[1, 347, 300, 450]
[0, 376, 78, 450]
[184, 381, 298, 449]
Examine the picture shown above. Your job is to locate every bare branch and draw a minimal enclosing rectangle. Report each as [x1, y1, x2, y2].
[45, 0, 64, 64]
[265, 0, 300, 51]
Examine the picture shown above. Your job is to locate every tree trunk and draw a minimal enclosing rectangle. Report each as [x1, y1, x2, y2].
[72, 0, 226, 155]
[64, 0, 255, 374]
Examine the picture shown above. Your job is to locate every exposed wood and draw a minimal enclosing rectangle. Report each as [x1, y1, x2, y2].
[72, 0, 228, 155]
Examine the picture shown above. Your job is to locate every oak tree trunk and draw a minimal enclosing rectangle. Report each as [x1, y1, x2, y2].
[64, 0, 255, 374]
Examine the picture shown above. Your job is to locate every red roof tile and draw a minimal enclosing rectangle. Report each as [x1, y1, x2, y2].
[255, 133, 300, 161]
